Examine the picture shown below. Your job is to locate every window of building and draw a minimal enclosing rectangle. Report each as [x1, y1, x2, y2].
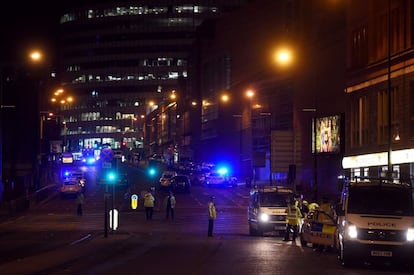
[350, 95, 368, 148]
[410, 81, 414, 137]
[377, 86, 399, 145]
[363, 167, 369, 177]
[377, 89, 388, 145]
[373, 5, 404, 60]
[350, 25, 368, 68]
[351, 168, 361, 179]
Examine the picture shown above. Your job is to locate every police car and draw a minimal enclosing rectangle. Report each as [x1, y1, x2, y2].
[60, 179, 82, 197]
[300, 209, 337, 248]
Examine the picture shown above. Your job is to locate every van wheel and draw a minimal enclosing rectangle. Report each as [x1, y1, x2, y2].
[249, 224, 263, 236]
[249, 225, 257, 236]
[339, 242, 353, 267]
[300, 235, 307, 247]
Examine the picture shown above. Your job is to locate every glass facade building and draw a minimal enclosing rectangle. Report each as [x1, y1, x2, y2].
[56, 1, 247, 157]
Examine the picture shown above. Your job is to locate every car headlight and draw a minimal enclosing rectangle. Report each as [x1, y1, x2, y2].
[259, 213, 269, 222]
[347, 224, 358, 239]
[406, 228, 414, 241]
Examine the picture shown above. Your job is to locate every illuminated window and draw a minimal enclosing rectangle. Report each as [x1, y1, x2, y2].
[351, 168, 360, 179]
[350, 95, 368, 148]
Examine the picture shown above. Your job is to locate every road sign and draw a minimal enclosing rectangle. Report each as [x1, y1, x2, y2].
[100, 148, 114, 162]
[102, 161, 112, 169]
[109, 209, 119, 230]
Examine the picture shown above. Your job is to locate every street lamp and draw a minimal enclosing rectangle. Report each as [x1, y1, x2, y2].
[29, 49, 45, 190]
[273, 48, 293, 67]
[387, 0, 393, 178]
[303, 108, 317, 201]
[50, 88, 74, 105]
[245, 89, 255, 184]
[259, 112, 272, 185]
[232, 114, 243, 183]
[29, 50, 43, 63]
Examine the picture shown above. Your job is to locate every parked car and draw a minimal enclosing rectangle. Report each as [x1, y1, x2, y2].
[61, 179, 82, 197]
[170, 175, 191, 193]
[300, 209, 337, 249]
[205, 172, 237, 187]
[159, 170, 177, 189]
[187, 170, 207, 185]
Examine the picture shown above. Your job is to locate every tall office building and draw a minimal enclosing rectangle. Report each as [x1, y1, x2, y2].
[56, 1, 247, 158]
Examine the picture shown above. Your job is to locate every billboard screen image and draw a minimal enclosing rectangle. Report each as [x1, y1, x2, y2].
[314, 114, 341, 154]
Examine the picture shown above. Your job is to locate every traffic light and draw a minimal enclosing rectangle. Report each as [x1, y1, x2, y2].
[121, 141, 126, 148]
[106, 170, 118, 183]
[148, 167, 157, 177]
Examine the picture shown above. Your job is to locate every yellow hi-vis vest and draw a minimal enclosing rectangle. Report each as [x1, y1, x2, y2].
[286, 205, 301, 226]
[144, 193, 155, 207]
[208, 202, 217, 220]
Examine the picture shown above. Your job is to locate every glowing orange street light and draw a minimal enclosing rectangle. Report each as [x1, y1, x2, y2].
[221, 94, 230, 103]
[54, 89, 64, 96]
[50, 88, 74, 105]
[29, 50, 43, 63]
[246, 89, 255, 99]
[274, 48, 293, 67]
[170, 90, 177, 100]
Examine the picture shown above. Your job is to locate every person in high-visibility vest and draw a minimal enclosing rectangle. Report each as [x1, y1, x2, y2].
[144, 190, 155, 220]
[308, 202, 320, 212]
[318, 197, 333, 223]
[163, 191, 176, 220]
[283, 197, 302, 242]
[207, 196, 217, 237]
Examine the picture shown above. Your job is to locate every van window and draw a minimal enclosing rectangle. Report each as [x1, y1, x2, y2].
[259, 193, 289, 207]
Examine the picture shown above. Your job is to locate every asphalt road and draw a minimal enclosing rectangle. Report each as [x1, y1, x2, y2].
[0, 162, 412, 274]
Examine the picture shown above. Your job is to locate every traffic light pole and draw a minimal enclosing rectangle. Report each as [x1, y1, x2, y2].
[112, 183, 115, 233]
[104, 185, 108, 238]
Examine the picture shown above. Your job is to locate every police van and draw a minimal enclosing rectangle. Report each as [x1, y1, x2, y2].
[336, 177, 414, 266]
[248, 185, 294, 236]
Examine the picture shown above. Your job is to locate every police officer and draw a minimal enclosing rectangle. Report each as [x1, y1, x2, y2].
[284, 197, 302, 242]
[164, 191, 176, 220]
[295, 194, 309, 217]
[207, 196, 217, 237]
[144, 190, 155, 220]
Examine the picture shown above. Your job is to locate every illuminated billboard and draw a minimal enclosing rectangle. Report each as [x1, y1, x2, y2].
[313, 114, 341, 154]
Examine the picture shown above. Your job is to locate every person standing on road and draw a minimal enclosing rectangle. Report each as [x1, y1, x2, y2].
[76, 190, 85, 216]
[283, 197, 302, 242]
[164, 191, 176, 220]
[144, 190, 155, 220]
[207, 196, 217, 237]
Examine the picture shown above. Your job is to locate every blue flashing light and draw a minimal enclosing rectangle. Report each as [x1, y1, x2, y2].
[86, 157, 96, 164]
[217, 167, 229, 176]
[64, 171, 70, 177]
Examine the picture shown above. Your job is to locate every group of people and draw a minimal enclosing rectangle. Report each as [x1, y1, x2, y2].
[143, 189, 177, 221]
[76, 184, 336, 241]
[142, 188, 218, 237]
[283, 195, 332, 243]
[74, 184, 218, 238]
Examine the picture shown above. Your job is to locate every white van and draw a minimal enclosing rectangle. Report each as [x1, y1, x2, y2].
[248, 185, 294, 236]
[336, 177, 414, 266]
